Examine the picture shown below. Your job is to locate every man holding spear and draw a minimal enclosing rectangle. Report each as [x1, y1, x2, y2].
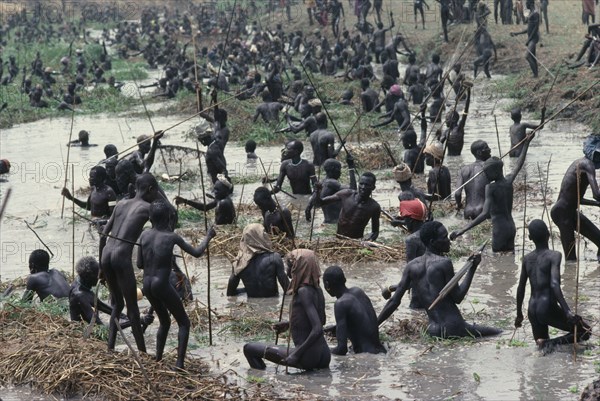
[378, 221, 501, 338]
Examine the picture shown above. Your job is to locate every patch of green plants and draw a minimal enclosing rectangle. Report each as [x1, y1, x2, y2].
[218, 316, 275, 341]
[246, 375, 266, 384]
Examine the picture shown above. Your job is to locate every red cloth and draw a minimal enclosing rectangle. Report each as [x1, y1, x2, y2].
[399, 199, 427, 221]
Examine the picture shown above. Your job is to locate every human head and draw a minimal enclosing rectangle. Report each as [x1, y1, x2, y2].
[29, 249, 50, 273]
[137, 135, 151, 154]
[136, 173, 159, 202]
[528, 219, 550, 244]
[0, 159, 10, 175]
[360, 78, 370, 90]
[393, 163, 412, 184]
[525, 0, 534, 10]
[104, 144, 118, 159]
[323, 265, 346, 297]
[445, 110, 459, 127]
[115, 159, 136, 194]
[432, 54, 440, 64]
[322, 159, 342, 180]
[408, 53, 416, 64]
[78, 130, 89, 145]
[253, 186, 275, 211]
[358, 172, 376, 200]
[89, 166, 107, 187]
[149, 200, 170, 228]
[341, 89, 354, 103]
[308, 97, 322, 112]
[315, 112, 327, 128]
[105, 158, 118, 179]
[282, 140, 303, 161]
[390, 84, 403, 98]
[424, 141, 444, 165]
[214, 175, 232, 199]
[510, 108, 522, 122]
[470, 140, 491, 161]
[483, 156, 504, 181]
[215, 108, 228, 125]
[401, 130, 417, 149]
[419, 221, 450, 254]
[399, 199, 427, 232]
[583, 134, 600, 168]
[284, 249, 321, 294]
[245, 139, 257, 154]
[76, 256, 100, 287]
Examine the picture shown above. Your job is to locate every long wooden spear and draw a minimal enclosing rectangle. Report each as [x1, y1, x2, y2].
[60, 106, 76, 218]
[428, 241, 488, 310]
[574, 163, 581, 361]
[71, 165, 76, 277]
[195, 142, 213, 346]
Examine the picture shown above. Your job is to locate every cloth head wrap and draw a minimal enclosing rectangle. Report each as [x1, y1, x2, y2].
[393, 163, 412, 183]
[390, 84, 403, 97]
[583, 135, 600, 168]
[424, 141, 444, 160]
[399, 199, 428, 221]
[233, 224, 273, 275]
[216, 174, 233, 190]
[285, 249, 321, 295]
[308, 98, 322, 107]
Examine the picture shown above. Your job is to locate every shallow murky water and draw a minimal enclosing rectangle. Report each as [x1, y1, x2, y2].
[1, 75, 599, 400]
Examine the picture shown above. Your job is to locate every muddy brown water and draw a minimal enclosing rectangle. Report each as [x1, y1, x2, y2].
[1, 75, 599, 400]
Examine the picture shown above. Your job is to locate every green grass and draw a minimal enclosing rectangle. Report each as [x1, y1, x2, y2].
[218, 316, 275, 341]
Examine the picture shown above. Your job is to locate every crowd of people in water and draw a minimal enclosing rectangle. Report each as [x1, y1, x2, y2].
[0, 0, 597, 375]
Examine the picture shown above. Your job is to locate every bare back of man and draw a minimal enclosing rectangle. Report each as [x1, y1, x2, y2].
[425, 255, 500, 338]
[551, 157, 600, 261]
[329, 286, 386, 355]
[227, 253, 289, 297]
[24, 270, 70, 301]
[101, 174, 160, 352]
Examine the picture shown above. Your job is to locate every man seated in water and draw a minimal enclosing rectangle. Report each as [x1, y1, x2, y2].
[61, 166, 117, 219]
[243, 249, 330, 371]
[227, 223, 289, 297]
[67, 130, 97, 147]
[22, 249, 70, 302]
[70, 256, 152, 328]
[378, 222, 502, 338]
[316, 171, 381, 241]
[322, 265, 386, 355]
[515, 219, 591, 353]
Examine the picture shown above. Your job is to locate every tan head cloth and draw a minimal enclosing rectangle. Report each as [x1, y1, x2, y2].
[285, 249, 321, 295]
[233, 223, 273, 276]
[393, 163, 412, 183]
[424, 141, 444, 160]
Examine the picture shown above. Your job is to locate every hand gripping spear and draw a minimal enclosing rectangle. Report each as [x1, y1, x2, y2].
[428, 240, 488, 311]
